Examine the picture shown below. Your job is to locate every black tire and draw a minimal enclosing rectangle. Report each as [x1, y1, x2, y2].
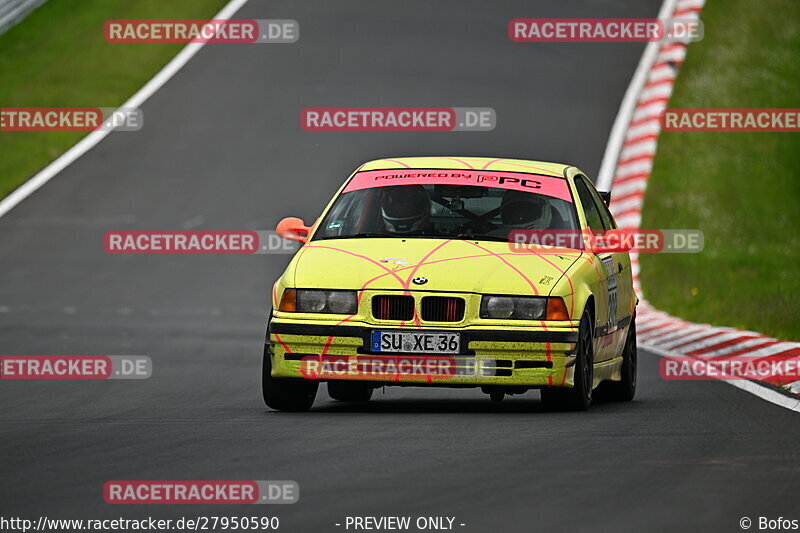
[327, 381, 374, 402]
[599, 314, 637, 401]
[541, 309, 594, 411]
[262, 345, 318, 412]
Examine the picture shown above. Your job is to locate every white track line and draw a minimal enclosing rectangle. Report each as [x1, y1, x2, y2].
[3, 0, 796, 412]
[0, 0, 251, 219]
[598, 0, 800, 412]
[642, 344, 800, 412]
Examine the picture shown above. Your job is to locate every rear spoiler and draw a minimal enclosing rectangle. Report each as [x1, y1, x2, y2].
[599, 191, 611, 206]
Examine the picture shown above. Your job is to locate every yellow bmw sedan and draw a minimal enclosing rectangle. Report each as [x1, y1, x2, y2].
[264, 157, 637, 411]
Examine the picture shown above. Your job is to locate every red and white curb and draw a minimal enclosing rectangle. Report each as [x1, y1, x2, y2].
[599, 0, 800, 407]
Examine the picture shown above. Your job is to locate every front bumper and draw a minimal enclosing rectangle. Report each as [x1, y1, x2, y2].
[268, 319, 580, 388]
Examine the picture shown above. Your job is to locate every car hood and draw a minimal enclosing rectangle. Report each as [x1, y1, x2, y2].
[290, 238, 582, 296]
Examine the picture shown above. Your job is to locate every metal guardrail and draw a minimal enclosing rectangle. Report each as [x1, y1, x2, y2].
[0, 0, 48, 36]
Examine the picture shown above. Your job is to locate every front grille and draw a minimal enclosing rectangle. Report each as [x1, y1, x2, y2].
[421, 296, 465, 322]
[372, 295, 415, 321]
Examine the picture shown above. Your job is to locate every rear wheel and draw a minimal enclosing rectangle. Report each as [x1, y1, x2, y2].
[327, 381, 373, 402]
[599, 314, 637, 401]
[541, 309, 593, 411]
[262, 345, 318, 412]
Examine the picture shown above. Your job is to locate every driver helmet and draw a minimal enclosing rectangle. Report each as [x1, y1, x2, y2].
[380, 185, 431, 234]
[501, 190, 552, 229]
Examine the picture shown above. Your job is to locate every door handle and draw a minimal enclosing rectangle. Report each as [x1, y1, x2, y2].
[618, 263, 623, 273]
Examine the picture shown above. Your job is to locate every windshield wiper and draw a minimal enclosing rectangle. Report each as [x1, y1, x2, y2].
[317, 232, 508, 242]
[453, 234, 508, 242]
[316, 232, 390, 240]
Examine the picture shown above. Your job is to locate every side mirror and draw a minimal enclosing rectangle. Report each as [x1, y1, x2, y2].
[591, 228, 633, 253]
[598, 191, 611, 206]
[276, 217, 311, 244]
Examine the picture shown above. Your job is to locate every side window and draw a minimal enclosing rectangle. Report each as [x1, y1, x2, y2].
[580, 176, 616, 230]
[574, 177, 604, 231]
[318, 189, 375, 237]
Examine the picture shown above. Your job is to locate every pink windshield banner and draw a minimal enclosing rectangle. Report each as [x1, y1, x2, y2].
[342, 169, 573, 202]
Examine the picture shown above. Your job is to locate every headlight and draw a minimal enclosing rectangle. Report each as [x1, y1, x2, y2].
[480, 295, 555, 320]
[484, 296, 515, 318]
[327, 291, 357, 314]
[280, 289, 358, 314]
[298, 290, 327, 312]
[515, 297, 546, 319]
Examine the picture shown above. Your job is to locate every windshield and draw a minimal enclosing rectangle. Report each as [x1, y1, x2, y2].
[313, 172, 578, 242]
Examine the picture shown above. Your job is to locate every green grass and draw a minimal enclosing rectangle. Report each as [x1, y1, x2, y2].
[640, 0, 800, 340]
[0, 0, 228, 199]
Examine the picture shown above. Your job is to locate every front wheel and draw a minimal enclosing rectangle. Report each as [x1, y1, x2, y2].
[262, 345, 318, 412]
[599, 314, 637, 401]
[541, 309, 594, 411]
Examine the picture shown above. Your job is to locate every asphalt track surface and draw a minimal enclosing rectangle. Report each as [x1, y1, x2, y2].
[1, 1, 798, 532]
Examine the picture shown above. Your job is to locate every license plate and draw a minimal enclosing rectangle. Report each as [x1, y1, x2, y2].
[370, 331, 461, 354]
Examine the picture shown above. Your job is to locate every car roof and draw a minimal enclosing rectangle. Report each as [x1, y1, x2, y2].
[357, 157, 573, 177]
